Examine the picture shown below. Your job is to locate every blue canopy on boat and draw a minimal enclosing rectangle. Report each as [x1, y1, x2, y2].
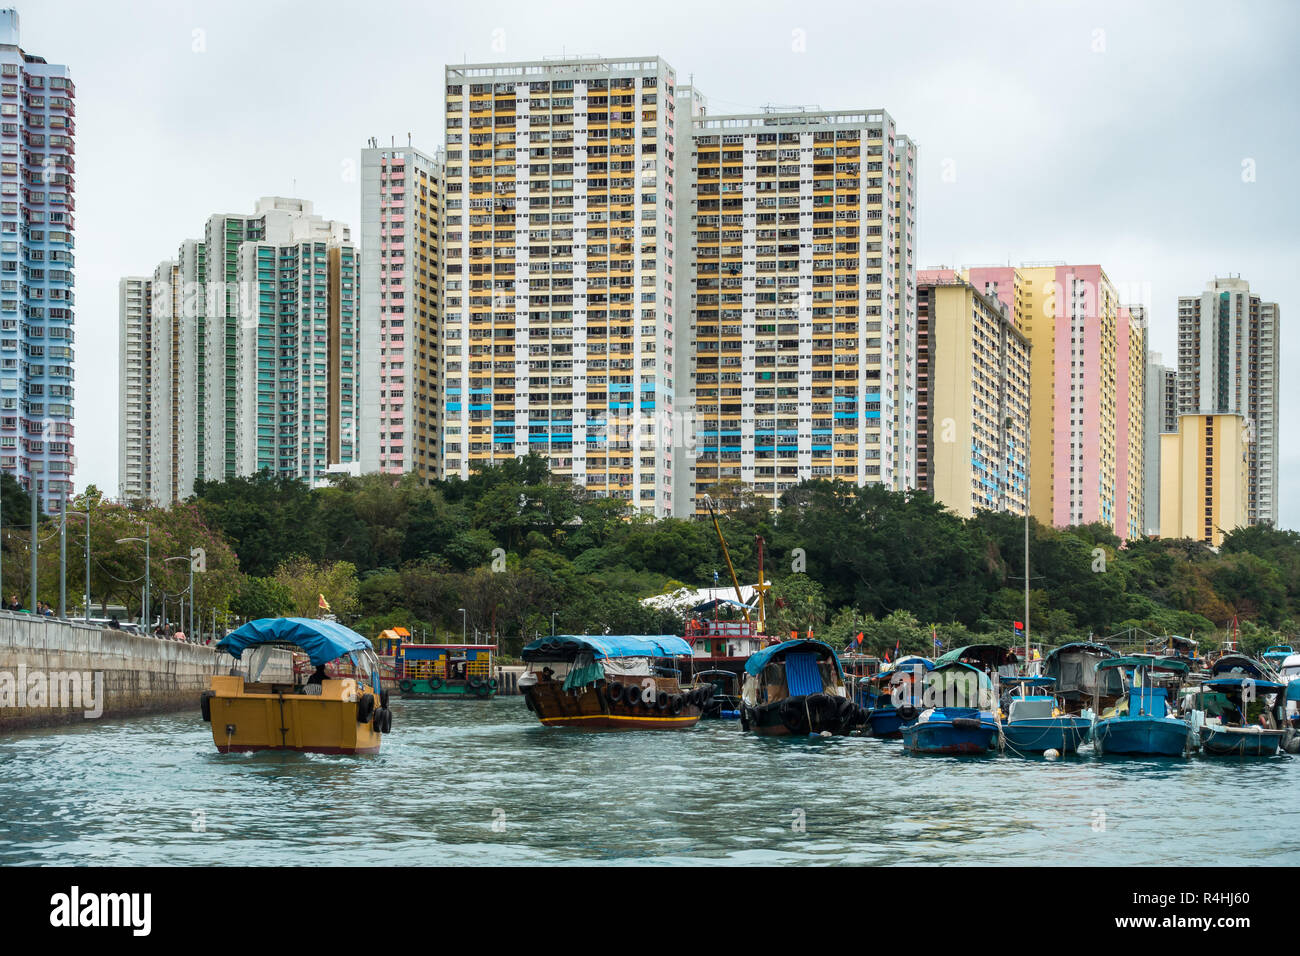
[1045, 641, 1116, 662]
[217, 617, 373, 666]
[1203, 677, 1285, 693]
[1004, 675, 1057, 688]
[888, 655, 934, 673]
[521, 634, 692, 661]
[744, 639, 844, 678]
[1210, 654, 1273, 679]
[1096, 655, 1189, 673]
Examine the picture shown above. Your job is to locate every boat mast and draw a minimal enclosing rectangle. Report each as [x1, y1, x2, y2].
[1024, 490, 1030, 666]
[704, 496, 750, 625]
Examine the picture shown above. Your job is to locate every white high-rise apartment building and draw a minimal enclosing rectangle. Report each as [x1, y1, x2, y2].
[117, 277, 151, 502]
[119, 198, 356, 505]
[359, 142, 444, 480]
[442, 57, 679, 516]
[1176, 277, 1279, 526]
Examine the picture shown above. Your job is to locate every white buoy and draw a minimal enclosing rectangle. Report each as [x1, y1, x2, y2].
[819, 730, 833, 738]
[1043, 748, 1060, 759]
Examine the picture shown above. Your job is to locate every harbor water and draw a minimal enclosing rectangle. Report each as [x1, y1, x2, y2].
[3, 698, 1298, 865]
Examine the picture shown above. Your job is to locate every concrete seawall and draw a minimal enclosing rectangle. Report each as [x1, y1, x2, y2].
[0, 612, 292, 732]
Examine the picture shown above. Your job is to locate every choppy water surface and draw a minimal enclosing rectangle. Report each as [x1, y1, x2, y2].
[2, 700, 1298, 865]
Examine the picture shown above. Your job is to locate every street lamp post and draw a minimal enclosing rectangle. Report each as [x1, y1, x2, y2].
[57, 506, 90, 622]
[58, 497, 66, 618]
[458, 607, 467, 644]
[551, 611, 557, 636]
[116, 526, 150, 630]
[164, 556, 193, 640]
[29, 479, 37, 612]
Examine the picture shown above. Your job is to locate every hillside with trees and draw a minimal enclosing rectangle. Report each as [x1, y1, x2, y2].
[186, 457, 1300, 659]
[8, 461, 1293, 659]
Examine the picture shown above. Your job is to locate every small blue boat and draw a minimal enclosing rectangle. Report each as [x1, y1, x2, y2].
[1090, 657, 1194, 757]
[864, 656, 931, 738]
[902, 707, 1001, 754]
[1194, 675, 1290, 757]
[1000, 677, 1091, 754]
[900, 662, 1000, 755]
[1261, 645, 1293, 672]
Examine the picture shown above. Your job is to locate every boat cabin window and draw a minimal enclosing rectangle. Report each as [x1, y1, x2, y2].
[1008, 698, 1054, 721]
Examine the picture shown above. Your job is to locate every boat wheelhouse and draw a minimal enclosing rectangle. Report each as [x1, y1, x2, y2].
[999, 675, 1091, 754]
[739, 639, 860, 737]
[932, 644, 1021, 680]
[396, 643, 498, 699]
[519, 634, 709, 730]
[694, 668, 743, 720]
[1043, 641, 1121, 712]
[1193, 676, 1290, 757]
[900, 661, 1001, 755]
[1262, 645, 1294, 671]
[863, 655, 932, 738]
[1091, 656, 1194, 757]
[204, 618, 391, 755]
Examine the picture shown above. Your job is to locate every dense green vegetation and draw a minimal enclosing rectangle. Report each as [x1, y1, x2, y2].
[8, 461, 1291, 659]
[175, 457, 1300, 660]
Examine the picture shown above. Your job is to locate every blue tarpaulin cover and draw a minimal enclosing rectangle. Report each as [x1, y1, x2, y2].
[217, 618, 373, 666]
[522, 634, 692, 661]
[744, 639, 844, 678]
[784, 652, 825, 696]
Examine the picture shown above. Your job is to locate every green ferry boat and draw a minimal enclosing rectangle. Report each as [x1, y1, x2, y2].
[395, 642, 499, 700]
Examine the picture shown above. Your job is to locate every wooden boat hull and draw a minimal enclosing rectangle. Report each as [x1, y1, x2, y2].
[865, 706, 916, 738]
[743, 694, 858, 737]
[523, 677, 703, 730]
[1199, 726, 1285, 757]
[901, 710, 998, 755]
[206, 675, 384, 755]
[397, 677, 496, 700]
[1001, 716, 1092, 754]
[1092, 716, 1191, 756]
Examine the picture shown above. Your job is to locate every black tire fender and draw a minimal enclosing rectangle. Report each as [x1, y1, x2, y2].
[356, 693, 376, 723]
[200, 690, 214, 722]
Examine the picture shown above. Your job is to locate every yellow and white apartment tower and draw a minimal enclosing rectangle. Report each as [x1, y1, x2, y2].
[1159, 412, 1249, 547]
[359, 142, 444, 480]
[679, 104, 918, 514]
[442, 57, 680, 516]
[915, 273, 1030, 518]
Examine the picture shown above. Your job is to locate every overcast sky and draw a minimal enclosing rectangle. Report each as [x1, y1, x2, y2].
[24, 0, 1299, 528]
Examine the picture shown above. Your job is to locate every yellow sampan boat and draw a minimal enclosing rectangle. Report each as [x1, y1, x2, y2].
[202, 617, 391, 755]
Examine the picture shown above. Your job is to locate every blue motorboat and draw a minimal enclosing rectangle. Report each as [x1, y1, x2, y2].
[1090, 657, 1194, 756]
[1191, 669, 1292, 757]
[1261, 645, 1293, 672]
[999, 676, 1091, 754]
[864, 656, 931, 738]
[900, 662, 1000, 755]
